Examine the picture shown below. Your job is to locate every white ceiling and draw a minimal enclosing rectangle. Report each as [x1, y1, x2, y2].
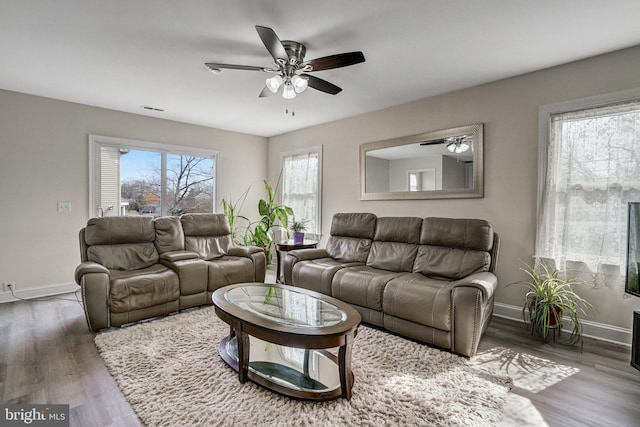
[1, 1, 639, 138]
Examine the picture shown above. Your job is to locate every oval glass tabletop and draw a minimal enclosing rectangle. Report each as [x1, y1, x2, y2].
[224, 284, 347, 328]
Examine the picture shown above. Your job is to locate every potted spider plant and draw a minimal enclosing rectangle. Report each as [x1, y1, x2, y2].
[513, 261, 591, 346]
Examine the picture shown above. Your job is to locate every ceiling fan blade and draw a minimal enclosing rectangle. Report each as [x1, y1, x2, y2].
[255, 25, 288, 64]
[300, 52, 365, 72]
[205, 63, 270, 73]
[259, 86, 275, 98]
[419, 139, 446, 146]
[302, 74, 342, 95]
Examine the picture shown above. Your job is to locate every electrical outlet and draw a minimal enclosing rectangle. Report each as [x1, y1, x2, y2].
[57, 201, 72, 213]
[3, 281, 15, 292]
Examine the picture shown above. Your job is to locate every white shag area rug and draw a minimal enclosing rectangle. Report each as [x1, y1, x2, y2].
[94, 307, 512, 427]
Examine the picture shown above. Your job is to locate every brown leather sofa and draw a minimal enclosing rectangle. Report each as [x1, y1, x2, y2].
[283, 213, 499, 357]
[75, 213, 265, 331]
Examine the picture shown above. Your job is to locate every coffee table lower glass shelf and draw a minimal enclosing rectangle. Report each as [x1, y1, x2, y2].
[220, 334, 341, 395]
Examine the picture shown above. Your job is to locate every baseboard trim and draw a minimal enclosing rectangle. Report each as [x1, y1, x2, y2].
[0, 283, 79, 304]
[493, 302, 632, 348]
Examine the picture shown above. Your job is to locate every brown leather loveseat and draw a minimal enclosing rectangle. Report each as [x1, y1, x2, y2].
[75, 213, 265, 331]
[283, 213, 499, 356]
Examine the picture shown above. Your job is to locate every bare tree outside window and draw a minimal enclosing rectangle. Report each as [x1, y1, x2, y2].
[98, 146, 215, 217]
[166, 154, 214, 215]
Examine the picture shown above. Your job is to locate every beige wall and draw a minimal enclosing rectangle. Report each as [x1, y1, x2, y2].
[267, 45, 640, 330]
[0, 90, 267, 295]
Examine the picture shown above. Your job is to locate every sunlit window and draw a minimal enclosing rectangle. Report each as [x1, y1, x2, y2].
[537, 95, 640, 290]
[90, 135, 216, 218]
[281, 147, 322, 237]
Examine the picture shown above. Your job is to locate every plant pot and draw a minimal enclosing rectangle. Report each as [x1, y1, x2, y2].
[292, 232, 304, 245]
[530, 300, 562, 326]
[548, 305, 562, 326]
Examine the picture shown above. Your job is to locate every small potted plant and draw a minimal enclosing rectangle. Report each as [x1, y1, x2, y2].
[513, 260, 591, 346]
[290, 219, 308, 245]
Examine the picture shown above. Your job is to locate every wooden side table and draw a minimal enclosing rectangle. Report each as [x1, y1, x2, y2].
[275, 239, 318, 283]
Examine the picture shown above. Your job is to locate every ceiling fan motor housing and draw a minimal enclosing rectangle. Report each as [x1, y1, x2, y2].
[281, 41, 306, 66]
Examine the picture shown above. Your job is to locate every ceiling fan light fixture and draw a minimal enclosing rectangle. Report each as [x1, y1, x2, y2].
[291, 75, 308, 93]
[446, 139, 470, 154]
[282, 83, 296, 99]
[265, 74, 283, 93]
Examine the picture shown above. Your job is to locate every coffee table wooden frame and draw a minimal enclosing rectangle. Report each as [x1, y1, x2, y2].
[212, 282, 361, 400]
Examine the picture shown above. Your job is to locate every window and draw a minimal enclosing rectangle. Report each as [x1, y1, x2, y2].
[536, 92, 640, 291]
[408, 169, 436, 191]
[280, 146, 322, 238]
[89, 135, 217, 218]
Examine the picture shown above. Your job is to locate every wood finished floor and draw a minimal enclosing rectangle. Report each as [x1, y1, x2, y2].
[2, 276, 640, 426]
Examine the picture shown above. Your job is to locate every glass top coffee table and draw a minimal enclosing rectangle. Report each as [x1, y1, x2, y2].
[212, 282, 361, 400]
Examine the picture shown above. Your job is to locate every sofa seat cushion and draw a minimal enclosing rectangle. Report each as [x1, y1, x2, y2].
[382, 273, 453, 331]
[206, 256, 255, 291]
[292, 258, 363, 296]
[331, 266, 408, 311]
[109, 265, 179, 313]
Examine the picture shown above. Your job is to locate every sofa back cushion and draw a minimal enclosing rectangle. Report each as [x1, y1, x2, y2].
[153, 216, 185, 254]
[414, 217, 493, 280]
[84, 217, 159, 270]
[367, 217, 421, 272]
[325, 213, 377, 262]
[181, 213, 232, 260]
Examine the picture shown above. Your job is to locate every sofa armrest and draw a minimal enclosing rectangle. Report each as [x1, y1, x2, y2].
[450, 272, 498, 357]
[159, 251, 200, 263]
[287, 248, 330, 262]
[74, 262, 109, 285]
[159, 255, 208, 303]
[228, 245, 267, 282]
[283, 248, 330, 286]
[75, 262, 110, 332]
[450, 272, 497, 302]
[228, 245, 264, 257]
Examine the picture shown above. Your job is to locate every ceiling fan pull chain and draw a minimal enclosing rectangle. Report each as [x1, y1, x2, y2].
[285, 101, 296, 116]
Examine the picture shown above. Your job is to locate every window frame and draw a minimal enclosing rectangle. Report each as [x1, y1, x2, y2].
[279, 145, 323, 237]
[88, 134, 218, 218]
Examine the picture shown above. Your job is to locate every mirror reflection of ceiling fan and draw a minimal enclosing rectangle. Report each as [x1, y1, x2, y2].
[420, 134, 472, 154]
[205, 26, 365, 100]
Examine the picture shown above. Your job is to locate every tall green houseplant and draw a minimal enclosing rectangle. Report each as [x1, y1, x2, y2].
[243, 179, 293, 263]
[220, 187, 250, 245]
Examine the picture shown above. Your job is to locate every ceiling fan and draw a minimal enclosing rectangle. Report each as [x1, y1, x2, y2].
[205, 25, 365, 100]
[420, 135, 472, 154]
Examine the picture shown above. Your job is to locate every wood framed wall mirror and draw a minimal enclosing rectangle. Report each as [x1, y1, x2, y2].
[360, 123, 484, 200]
